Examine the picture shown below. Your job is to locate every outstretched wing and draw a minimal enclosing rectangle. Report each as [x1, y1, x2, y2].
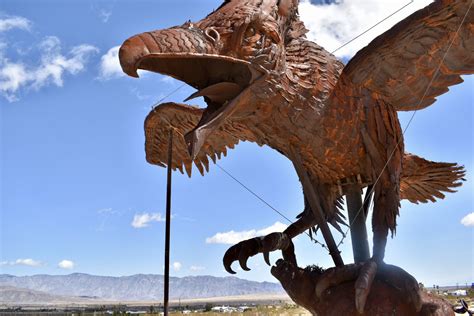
[145, 102, 257, 176]
[335, 0, 473, 111]
[400, 153, 465, 204]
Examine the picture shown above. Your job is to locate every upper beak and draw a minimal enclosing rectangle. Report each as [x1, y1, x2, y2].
[119, 27, 218, 78]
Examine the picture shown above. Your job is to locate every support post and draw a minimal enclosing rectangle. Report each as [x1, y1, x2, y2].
[290, 148, 344, 267]
[345, 184, 370, 263]
[164, 130, 173, 316]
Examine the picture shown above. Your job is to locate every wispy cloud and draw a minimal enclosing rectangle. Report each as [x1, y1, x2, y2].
[190, 265, 205, 272]
[0, 15, 31, 32]
[461, 212, 474, 227]
[129, 87, 152, 101]
[58, 259, 75, 269]
[1, 258, 43, 267]
[98, 207, 118, 215]
[91, 3, 114, 24]
[97, 208, 121, 231]
[98, 45, 123, 80]
[99, 9, 112, 23]
[173, 261, 182, 272]
[206, 222, 288, 245]
[299, 0, 433, 58]
[131, 212, 166, 228]
[0, 34, 98, 102]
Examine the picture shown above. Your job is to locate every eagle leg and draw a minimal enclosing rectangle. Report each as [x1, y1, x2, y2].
[313, 177, 423, 314]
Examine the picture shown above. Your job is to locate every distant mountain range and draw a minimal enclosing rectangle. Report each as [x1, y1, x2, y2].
[0, 273, 284, 302]
[0, 285, 98, 304]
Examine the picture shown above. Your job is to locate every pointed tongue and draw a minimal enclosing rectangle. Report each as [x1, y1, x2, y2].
[184, 82, 244, 159]
[184, 82, 242, 104]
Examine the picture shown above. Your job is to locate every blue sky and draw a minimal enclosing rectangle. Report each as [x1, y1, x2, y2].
[1, 0, 472, 287]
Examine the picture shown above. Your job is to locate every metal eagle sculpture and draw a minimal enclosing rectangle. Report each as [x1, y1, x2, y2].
[119, 0, 472, 314]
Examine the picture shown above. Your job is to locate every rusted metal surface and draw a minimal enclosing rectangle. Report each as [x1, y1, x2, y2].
[119, 0, 472, 314]
[290, 146, 344, 268]
[271, 260, 455, 316]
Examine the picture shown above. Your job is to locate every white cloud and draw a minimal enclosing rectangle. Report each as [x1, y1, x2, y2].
[461, 212, 474, 227]
[0, 35, 98, 102]
[131, 212, 165, 228]
[0, 15, 31, 32]
[190, 265, 205, 271]
[299, 0, 433, 58]
[58, 260, 75, 269]
[1, 258, 43, 267]
[206, 222, 288, 245]
[257, 221, 288, 236]
[0, 62, 27, 102]
[98, 46, 123, 80]
[173, 261, 182, 271]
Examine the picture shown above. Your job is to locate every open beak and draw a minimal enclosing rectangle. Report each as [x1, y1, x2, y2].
[119, 27, 264, 159]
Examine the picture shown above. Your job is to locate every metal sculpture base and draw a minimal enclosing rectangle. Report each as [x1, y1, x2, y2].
[271, 260, 454, 316]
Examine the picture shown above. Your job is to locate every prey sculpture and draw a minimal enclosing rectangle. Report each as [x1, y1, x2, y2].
[119, 0, 472, 314]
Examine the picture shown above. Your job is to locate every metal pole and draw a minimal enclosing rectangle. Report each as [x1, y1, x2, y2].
[164, 130, 173, 316]
[346, 184, 370, 263]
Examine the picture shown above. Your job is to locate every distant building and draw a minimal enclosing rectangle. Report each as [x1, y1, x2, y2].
[211, 306, 238, 313]
[450, 290, 467, 296]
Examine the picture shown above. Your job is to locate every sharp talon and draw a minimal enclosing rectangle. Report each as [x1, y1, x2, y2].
[355, 288, 368, 314]
[239, 256, 251, 271]
[223, 234, 290, 274]
[282, 240, 297, 266]
[354, 261, 377, 314]
[225, 266, 237, 274]
[223, 246, 239, 275]
[355, 261, 377, 290]
[223, 256, 237, 274]
[263, 252, 271, 266]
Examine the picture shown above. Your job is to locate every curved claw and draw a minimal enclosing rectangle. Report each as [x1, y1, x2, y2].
[355, 261, 377, 314]
[239, 256, 251, 271]
[263, 252, 271, 266]
[223, 238, 259, 274]
[223, 245, 239, 274]
[454, 300, 470, 314]
[223, 233, 291, 274]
